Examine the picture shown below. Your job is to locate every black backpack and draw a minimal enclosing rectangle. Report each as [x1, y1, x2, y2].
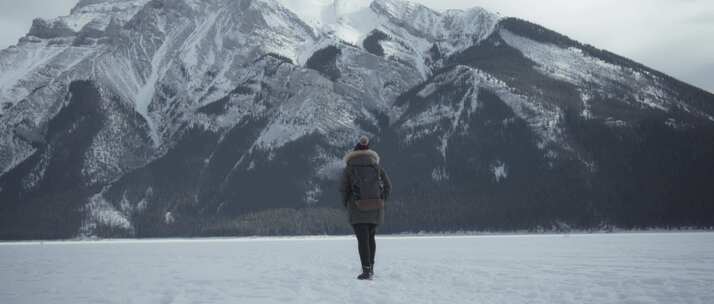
[350, 164, 385, 203]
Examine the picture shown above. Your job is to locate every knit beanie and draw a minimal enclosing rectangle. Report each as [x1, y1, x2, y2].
[354, 135, 370, 151]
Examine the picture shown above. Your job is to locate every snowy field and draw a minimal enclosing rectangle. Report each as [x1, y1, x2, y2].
[1, 232, 713, 304]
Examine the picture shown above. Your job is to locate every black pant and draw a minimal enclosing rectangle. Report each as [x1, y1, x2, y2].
[353, 223, 377, 269]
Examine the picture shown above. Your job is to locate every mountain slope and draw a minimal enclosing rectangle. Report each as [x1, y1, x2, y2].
[1, 0, 713, 239]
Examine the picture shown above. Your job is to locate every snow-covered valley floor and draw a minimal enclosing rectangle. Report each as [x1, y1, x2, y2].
[1, 232, 713, 304]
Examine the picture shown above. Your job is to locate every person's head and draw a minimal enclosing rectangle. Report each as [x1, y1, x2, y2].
[354, 135, 370, 151]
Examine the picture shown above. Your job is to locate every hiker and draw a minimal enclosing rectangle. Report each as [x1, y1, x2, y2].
[340, 135, 392, 280]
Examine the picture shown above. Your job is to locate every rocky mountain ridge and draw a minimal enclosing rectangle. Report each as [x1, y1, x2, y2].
[1, 0, 712, 239]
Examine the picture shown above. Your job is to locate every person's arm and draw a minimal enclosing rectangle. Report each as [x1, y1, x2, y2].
[380, 168, 392, 201]
[339, 167, 351, 207]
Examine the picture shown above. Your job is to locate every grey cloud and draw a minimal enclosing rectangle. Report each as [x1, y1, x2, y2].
[685, 11, 714, 25]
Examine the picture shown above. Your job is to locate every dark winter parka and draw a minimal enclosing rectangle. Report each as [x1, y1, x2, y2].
[339, 149, 392, 225]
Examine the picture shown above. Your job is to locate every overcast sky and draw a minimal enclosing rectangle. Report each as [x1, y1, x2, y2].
[0, 0, 712, 93]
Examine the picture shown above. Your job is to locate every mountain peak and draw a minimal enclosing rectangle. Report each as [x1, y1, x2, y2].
[274, 0, 372, 26]
[26, 0, 152, 35]
[370, 0, 432, 15]
[71, 0, 146, 11]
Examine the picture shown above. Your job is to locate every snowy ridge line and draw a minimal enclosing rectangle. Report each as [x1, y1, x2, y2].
[47, 0, 151, 33]
[275, 0, 500, 73]
[3, 230, 713, 246]
[498, 29, 714, 122]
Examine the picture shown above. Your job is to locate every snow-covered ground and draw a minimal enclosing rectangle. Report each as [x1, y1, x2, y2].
[1, 232, 713, 304]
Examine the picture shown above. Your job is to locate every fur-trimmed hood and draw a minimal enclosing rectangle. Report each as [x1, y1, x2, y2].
[343, 149, 380, 164]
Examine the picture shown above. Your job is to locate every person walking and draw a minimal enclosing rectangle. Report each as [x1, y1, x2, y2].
[340, 135, 392, 280]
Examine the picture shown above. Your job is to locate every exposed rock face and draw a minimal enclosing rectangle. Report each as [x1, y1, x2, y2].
[1, 0, 713, 239]
[28, 19, 77, 39]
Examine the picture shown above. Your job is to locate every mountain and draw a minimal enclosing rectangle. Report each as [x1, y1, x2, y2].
[1, 0, 712, 239]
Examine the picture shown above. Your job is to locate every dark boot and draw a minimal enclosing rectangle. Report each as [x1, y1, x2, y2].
[357, 266, 373, 280]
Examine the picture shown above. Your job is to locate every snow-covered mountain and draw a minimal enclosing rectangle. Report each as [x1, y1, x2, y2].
[1, 0, 713, 239]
